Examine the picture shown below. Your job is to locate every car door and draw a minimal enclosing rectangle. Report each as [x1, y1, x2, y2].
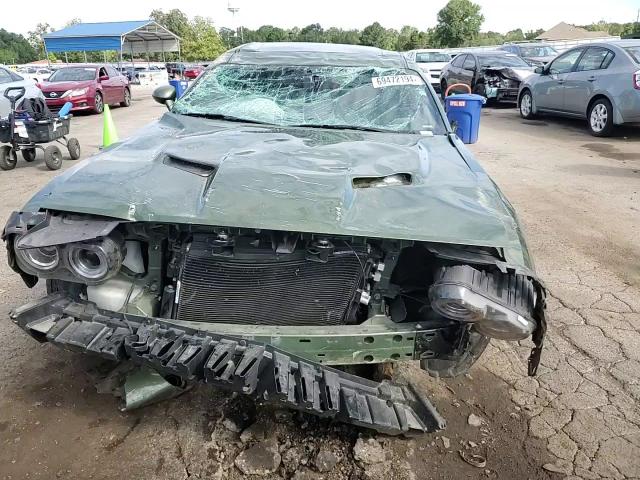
[106, 66, 125, 103]
[447, 54, 466, 85]
[533, 48, 583, 111]
[461, 54, 477, 88]
[563, 47, 614, 115]
[98, 66, 117, 104]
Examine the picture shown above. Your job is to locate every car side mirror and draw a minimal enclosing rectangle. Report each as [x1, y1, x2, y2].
[99, 75, 109, 82]
[534, 66, 545, 74]
[153, 85, 176, 110]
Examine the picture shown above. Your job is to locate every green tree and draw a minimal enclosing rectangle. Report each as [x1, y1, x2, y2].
[0, 29, 37, 64]
[182, 16, 226, 61]
[27, 22, 53, 59]
[298, 24, 324, 43]
[360, 22, 396, 50]
[432, 0, 484, 47]
[150, 9, 190, 38]
[524, 28, 544, 40]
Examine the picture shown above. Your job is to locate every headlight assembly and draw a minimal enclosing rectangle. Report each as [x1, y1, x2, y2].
[13, 234, 124, 284]
[15, 245, 60, 271]
[67, 237, 123, 283]
[429, 265, 537, 341]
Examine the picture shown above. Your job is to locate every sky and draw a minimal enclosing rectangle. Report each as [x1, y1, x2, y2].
[2, 0, 639, 36]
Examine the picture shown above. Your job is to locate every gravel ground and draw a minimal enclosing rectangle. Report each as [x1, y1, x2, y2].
[0, 90, 638, 479]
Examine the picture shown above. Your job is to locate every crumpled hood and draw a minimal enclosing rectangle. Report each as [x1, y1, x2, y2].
[22, 113, 532, 269]
[482, 66, 534, 82]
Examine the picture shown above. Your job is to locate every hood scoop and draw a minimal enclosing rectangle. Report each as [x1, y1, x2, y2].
[352, 173, 412, 189]
[163, 154, 217, 177]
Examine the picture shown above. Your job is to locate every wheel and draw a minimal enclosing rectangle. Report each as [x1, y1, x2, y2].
[120, 88, 131, 107]
[21, 148, 37, 162]
[44, 145, 63, 170]
[0, 145, 17, 170]
[519, 89, 536, 119]
[93, 92, 104, 114]
[420, 329, 490, 378]
[588, 98, 614, 137]
[67, 138, 81, 160]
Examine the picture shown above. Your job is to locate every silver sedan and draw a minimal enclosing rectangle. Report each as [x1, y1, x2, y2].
[0, 65, 45, 118]
[517, 40, 640, 136]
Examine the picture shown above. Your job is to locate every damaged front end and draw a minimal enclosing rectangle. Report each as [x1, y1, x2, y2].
[3, 211, 546, 435]
[480, 67, 533, 103]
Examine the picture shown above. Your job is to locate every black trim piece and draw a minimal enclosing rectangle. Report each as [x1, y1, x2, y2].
[11, 294, 446, 435]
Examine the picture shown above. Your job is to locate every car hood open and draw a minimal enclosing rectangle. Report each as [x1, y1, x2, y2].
[22, 113, 532, 270]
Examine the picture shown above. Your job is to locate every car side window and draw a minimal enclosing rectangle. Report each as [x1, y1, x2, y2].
[452, 55, 466, 68]
[9, 70, 24, 82]
[463, 55, 476, 70]
[106, 66, 119, 77]
[576, 48, 614, 72]
[98, 67, 108, 78]
[548, 49, 583, 75]
[0, 68, 13, 84]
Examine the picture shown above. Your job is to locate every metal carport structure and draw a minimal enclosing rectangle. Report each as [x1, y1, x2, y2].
[42, 20, 181, 64]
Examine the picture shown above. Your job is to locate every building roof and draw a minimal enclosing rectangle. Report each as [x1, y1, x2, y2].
[227, 42, 408, 68]
[43, 20, 180, 54]
[536, 22, 611, 41]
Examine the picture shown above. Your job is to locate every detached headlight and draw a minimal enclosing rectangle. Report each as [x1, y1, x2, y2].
[15, 245, 60, 271]
[67, 237, 123, 283]
[429, 265, 537, 341]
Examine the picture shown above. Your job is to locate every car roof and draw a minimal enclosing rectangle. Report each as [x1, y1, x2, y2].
[225, 42, 408, 68]
[458, 50, 516, 56]
[504, 42, 553, 47]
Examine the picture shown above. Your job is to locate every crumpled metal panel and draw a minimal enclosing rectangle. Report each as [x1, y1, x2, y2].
[21, 113, 532, 270]
[12, 294, 446, 435]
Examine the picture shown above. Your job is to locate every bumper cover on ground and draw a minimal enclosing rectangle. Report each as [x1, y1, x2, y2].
[11, 294, 446, 435]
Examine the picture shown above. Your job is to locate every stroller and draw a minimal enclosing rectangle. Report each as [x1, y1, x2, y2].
[0, 86, 81, 171]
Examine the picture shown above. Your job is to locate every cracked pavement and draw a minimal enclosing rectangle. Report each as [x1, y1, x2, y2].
[0, 92, 638, 479]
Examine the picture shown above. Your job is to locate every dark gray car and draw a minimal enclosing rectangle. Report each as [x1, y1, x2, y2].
[500, 43, 559, 67]
[518, 40, 640, 136]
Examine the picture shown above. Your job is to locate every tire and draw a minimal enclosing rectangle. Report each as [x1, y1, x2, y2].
[0, 145, 17, 170]
[120, 88, 131, 107]
[420, 329, 490, 378]
[93, 92, 104, 114]
[21, 148, 37, 162]
[588, 98, 614, 137]
[519, 89, 536, 119]
[44, 145, 63, 170]
[440, 80, 448, 100]
[67, 137, 81, 160]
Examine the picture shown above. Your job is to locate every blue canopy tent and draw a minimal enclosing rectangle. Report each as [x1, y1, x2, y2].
[43, 20, 181, 65]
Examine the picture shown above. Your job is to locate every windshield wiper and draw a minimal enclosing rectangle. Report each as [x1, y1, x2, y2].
[178, 112, 271, 125]
[290, 124, 401, 134]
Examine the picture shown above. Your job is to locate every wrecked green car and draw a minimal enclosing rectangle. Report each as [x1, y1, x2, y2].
[3, 43, 545, 435]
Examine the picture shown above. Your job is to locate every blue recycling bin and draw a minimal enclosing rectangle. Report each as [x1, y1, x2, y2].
[169, 79, 189, 99]
[444, 93, 485, 144]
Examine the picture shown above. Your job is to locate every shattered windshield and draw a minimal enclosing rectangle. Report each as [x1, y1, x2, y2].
[172, 64, 445, 134]
[520, 46, 558, 57]
[478, 54, 530, 68]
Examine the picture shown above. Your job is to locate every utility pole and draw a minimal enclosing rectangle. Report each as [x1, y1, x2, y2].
[227, 1, 243, 44]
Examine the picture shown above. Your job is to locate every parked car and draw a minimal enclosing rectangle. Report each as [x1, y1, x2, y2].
[440, 50, 533, 103]
[39, 65, 130, 114]
[405, 49, 451, 92]
[499, 43, 559, 66]
[166, 62, 186, 78]
[183, 64, 204, 79]
[0, 65, 45, 118]
[518, 40, 640, 136]
[16, 66, 52, 83]
[2, 43, 546, 434]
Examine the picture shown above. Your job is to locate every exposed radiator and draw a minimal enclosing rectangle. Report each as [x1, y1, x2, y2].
[176, 235, 367, 326]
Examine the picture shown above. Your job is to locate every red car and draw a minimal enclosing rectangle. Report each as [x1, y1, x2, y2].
[39, 65, 131, 114]
[183, 65, 204, 79]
